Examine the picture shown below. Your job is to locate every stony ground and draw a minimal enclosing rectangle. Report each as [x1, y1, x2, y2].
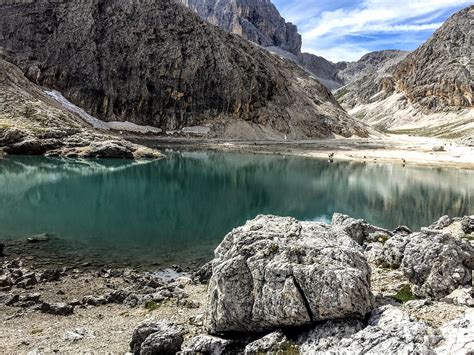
[1, 215, 473, 353]
[0, 263, 208, 353]
[133, 134, 474, 170]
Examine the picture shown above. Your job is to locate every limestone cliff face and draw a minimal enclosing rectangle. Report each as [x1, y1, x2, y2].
[390, 6, 473, 110]
[0, 0, 368, 139]
[336, 51, 409, 108]
[180, 0, 350, 90]
[336, 6, 473, 137]
[180, 0, 302, 56]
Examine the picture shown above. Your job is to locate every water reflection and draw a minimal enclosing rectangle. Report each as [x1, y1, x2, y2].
[0, 153, 472, 266]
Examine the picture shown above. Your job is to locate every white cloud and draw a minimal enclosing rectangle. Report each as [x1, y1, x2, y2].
[304, 45, 369, 63]
[281, 0, 472, 61]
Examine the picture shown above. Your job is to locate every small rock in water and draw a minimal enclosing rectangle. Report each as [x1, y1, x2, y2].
[26, 233, 50, 243]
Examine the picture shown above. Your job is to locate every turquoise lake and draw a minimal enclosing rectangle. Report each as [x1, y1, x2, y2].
[0, 152, 472, 268]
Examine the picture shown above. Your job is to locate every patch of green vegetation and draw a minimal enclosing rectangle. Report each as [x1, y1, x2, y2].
[31, 329, 43, 335]
[393, 284, 416, 303]
[461, 235, 474, 241]
[335, 87, 348, 101]
[144, 300, 159, 311]
[270, 244, 279, 254]
[278, 341, 300, 355]
[257, 341, 300, 355]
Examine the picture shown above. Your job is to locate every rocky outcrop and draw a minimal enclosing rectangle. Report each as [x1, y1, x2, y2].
[180, 0, 301, 55]
[206, 215, 374, 333]
[244, 330, 292, 354]
[337, 50, 409, 88]
[0, 59, 161, 158]
[401, 232, 474, 298]
[180, 335, 233, 355]
[0, 0, 367, 140]
[181, 0, 350, 90]
[130, 320, 184, 355]
[337, 6, 473, 137]
[391, 6, 473, 110]
[299, 305, 432, 353]
[434, 312, 474, 353]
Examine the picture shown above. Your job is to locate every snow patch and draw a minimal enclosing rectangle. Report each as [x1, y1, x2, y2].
[45, 90, 162, 134]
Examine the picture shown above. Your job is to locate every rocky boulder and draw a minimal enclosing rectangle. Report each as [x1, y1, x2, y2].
[130, 320, 184, 355]
[434, 311, 474, 353]
[461, 216, 474, 234]
[206, 215, 374, 333]
[400, 231, 474, 298]
[299, 305, 432, 353]
[244, 330, 293, 354]
[180, 335, 232, 355]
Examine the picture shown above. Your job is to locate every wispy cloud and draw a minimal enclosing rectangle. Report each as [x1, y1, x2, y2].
[273, 0, 472, 62]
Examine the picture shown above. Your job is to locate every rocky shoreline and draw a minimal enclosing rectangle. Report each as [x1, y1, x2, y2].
[1, 214, 473, 353]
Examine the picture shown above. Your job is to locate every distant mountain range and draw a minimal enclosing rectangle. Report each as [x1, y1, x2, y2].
[337, 6, 473, 138]
[182, 0, 473, 138]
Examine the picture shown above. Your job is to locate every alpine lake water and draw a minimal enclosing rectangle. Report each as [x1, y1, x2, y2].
[0, 150, 472, 270]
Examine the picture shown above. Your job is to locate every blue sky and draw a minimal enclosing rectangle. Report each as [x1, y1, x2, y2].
[272, 0, 472, 62]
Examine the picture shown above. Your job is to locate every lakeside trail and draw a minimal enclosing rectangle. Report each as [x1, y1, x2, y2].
[131, 134, 474, 170]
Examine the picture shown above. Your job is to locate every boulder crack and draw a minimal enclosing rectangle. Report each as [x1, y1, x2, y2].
[292, 276, 314, 322]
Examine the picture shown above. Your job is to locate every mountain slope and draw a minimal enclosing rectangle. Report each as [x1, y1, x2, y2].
[180, 0, 302, 55]
[0, 0, 368, 140]
[336, 6, 473, 138]
[181, 0, 347, 90]
[0, 59, 160, 158]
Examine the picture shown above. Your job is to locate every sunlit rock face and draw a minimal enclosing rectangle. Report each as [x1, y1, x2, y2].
[180, 0, 302, 55]
[336, 6, 473, 137]
[0, 0, 367, 139]
[206, 215, 374, 333]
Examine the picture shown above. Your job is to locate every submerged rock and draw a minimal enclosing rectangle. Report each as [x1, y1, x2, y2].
[206, 215, 374, 333]
[26, 233, 50, 243]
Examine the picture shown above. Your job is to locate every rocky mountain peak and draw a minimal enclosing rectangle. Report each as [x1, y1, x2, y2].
[390, 5, 473, 109]
[180, 0, 302, 55]
[335, 5, 473, 138]
[0, 0, 368, 140]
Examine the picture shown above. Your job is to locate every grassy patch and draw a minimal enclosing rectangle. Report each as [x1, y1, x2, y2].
[144, 300, 159, 311]
[278, 341, 300, 355]
[335, 87, 348, 101]
[393, 284, 416, 303]
[461, 235, 474, 241]
[270, 244, 279, 254]
[31, 329, 43, 335]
